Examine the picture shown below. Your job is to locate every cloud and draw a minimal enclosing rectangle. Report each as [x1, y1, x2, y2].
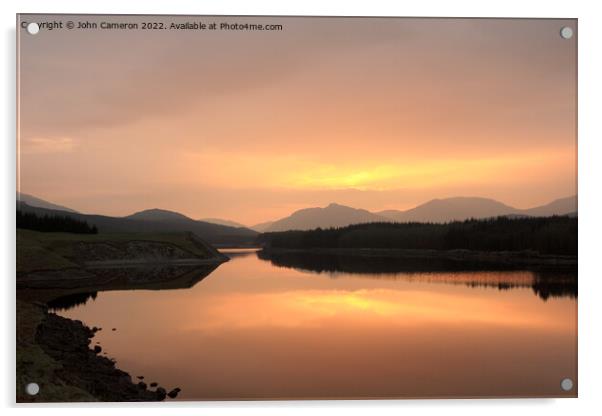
[20, 137, 76, 154]
[16, 16, 576, 224]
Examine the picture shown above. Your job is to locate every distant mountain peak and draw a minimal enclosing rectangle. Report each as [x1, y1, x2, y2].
[17, 192, 79, 213]
[522, 195, 576, 217]
[263, 203, 387, 232]
[377, 195, 576, 223]
[126, 208, 192, 222]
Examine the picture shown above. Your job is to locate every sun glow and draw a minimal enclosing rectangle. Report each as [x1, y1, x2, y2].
[178, 287, 570, 333]
[182, 147, 572, 193]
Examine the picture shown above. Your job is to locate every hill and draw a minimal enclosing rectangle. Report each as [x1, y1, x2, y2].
[251, 220, 276, 232]
[17, 202, 258, 246]
[17, 229, 227, 274]
[263, 203, 388, 232]
[17, 192, 78, 213]
[200, 217, 247, 228]
[249, 196, 577, 232]
[522, 196, 577, 217]
[377, 197, 518, 223]
[126, 208, 192, 222]
[378, 196, 577, 223]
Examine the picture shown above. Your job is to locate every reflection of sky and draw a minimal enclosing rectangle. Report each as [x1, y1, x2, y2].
[179, 286, 572, 332]
[59, 253, 577, 399]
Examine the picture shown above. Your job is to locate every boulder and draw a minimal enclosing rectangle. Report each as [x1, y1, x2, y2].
[156, 387, 167, 400]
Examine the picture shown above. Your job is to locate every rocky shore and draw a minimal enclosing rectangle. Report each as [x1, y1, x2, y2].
[16, 230, 226, 402]
[35, 311, 177, 401]
[17, 301, 183, 402]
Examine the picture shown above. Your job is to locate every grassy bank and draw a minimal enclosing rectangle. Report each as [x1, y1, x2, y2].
[17, 229, 226, 274]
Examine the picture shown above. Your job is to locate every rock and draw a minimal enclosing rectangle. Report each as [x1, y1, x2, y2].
[167, 388, 179, 399]
[34, 312, 163, 401]
[93, 345, 102, 354]
[137, 381, 147, 389]
[156, 387, 167, 400]
[150, 382, 158, 387]
[112, 328, 116, 331]
[137, 376, 144, 380]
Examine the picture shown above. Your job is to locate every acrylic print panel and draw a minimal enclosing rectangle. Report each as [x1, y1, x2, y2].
[16, 15, 577, 402]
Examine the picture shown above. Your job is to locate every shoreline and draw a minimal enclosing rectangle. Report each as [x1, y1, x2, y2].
[260, 247, 577, 268]
[16, 262, 224, 402]
[16, 231, 576, 401]
[16, 231, 229, 402]
[17, 301, 180, 402]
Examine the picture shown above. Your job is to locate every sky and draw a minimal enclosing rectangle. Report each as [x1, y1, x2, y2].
[18, 16, 577, 225]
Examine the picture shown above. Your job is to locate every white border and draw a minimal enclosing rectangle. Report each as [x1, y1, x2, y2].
[3, 1, 602, 415]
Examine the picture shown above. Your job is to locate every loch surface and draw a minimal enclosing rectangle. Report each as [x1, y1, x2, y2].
[57, 249, 577, 399]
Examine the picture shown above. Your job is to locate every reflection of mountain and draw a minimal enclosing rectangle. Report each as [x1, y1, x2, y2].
[219, 249, 260, 259]
[531, 275, 577, 301]
[34, 264, 221, 311]
[85, 264, 221, 290]
[257, 250, 576, 301]
[258, 249, 513, 274]
[20, 263, 220, 292]
[47, 292, 98, 311]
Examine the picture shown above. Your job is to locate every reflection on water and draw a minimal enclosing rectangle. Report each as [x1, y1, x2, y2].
[56, 249, 577, 399]
[47, 291, 98, 311]
[257, 249, 577, 301]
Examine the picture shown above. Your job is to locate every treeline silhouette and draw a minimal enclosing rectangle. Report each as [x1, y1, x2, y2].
[258, 249, 521, 275]
[256, 250, 577, 301]
[258, 216, 577, 255]
[257, 250, 576, 301]
[17, 210, 98, 234]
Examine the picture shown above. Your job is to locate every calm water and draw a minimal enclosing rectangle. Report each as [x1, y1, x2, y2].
[57, 249, 577, 399]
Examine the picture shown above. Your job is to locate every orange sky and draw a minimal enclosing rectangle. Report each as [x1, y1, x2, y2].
[18, 16, 576, 225]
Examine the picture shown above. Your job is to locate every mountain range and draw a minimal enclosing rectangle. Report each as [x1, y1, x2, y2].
[17, 193, 576, 236]
[252, 196, 577, 232]
[17, 200, 258, 247]
[255, 203, 387, 232]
